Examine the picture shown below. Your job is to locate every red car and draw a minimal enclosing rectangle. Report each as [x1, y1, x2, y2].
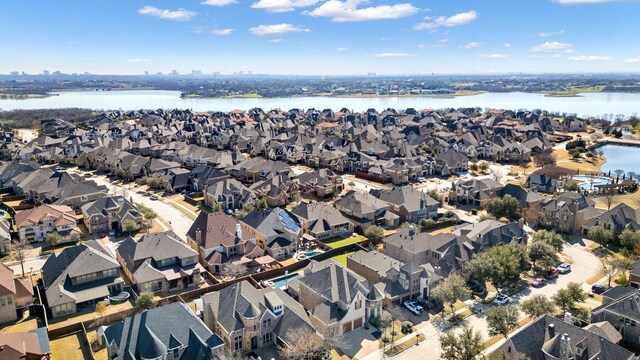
[545, 269, 559, 279]
[532, 277, 546, 287]
[99, 232, 107, 238]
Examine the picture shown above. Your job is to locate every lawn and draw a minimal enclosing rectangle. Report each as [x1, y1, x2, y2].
[50, 333, 92, 360]
[87, 330, 107, 360]
[331, 251, 356, 266]
[324, 235, 366, 249]
[428, 226, 455, 235]
[0, 317, 39, 334]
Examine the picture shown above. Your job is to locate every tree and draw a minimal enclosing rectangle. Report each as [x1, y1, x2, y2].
[520, 294, 556, 318]
[222, 262, 248, 279]
[364, 225, 384, 242]
[483, 195, 521, 220]
[12, 239, 31, 278]
[602, 193, 616, 211]
[600, 256, 620, 287]
[479, 161, 489, 173]
[440, 326, 484, 360]
[528, 241, 558, 271]
[136, 292, 156, 309]
[588, 225, 614, 243]
[531, 230, 564, 253]
[464, 243, 530, 288]
[533, 152, 557, 169]
[256, 197, 268, 210]
[123, 219, 140, 235]
[563, 180, 581, 192]
[212, 202, 222, 213]
[136, 203, 157, 233]
[278, 327, 338, 360]
[486, 305, 519, 338]
[490, 168, 505, 183]
[614, 169, 625, 178]
[379, 311, 393, 340]
[95, 301, 107, 317]
[553, 282, 586, 312]
[619, 229, 640, 249]
[45, 232, 63, 249]
[431, 273, 471, 319]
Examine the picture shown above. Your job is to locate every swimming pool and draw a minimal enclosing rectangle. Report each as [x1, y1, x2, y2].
[270, 273, 300, 289]
[571, 175, 613, 191]
[297, 250, 323, 260]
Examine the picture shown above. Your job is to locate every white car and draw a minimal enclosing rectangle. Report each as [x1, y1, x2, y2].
[493, 294, 511, 306]
[403, 300, 423, 315]
[557, 263, 571, 274]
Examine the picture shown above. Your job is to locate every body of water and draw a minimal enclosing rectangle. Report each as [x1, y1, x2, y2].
[597, 144, 640, 175]
[1, 90, 639, 117]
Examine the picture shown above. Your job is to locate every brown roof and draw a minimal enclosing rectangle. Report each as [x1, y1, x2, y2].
[0, 263, 16, 296]
[0, 332, 44, 358]
[187, 212, 245, 249]
[15, 204, 76, 229]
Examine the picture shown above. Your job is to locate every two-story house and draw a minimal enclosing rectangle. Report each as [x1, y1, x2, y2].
[334, 190, 400, 231]
[240, 208, 302, 260]
[449, 177, 503, 206]
[201, 280, 315, 355]
[40, 240, 124, 318]
[290, 202, 354, 242]
[369, 186, 438, 223]
[295, 168, 343, 198]
[538, 192, 601, 233]
[0, 264, 34, 324]
[81, 195, 143, 235]
[15, 204, 80, 243]
[117, 231, 205, 296]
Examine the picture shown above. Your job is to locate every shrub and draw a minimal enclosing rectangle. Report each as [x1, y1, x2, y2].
[445, 211, 455, 218]
[617, 272, 630, 287]
[401, 321, 414, 334]
[471, 209, 478, 215]
[369, 316, 381, 328]
[136, 292, 156, 310]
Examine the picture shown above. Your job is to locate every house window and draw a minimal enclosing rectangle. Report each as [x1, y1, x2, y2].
[355, 300, 362, 310]
[262, 318, 272, 327]
[262, 333, 273, 344]
[55, 303, 73, 315]
[233, 335, 243, 351]
[0, 297, 5, 306]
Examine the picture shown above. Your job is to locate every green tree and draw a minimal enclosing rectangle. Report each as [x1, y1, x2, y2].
[563, 180, 580, 192]
[95, 301, 107, 317]
[440, 326, 484, 360]
[619, 229, 640, 250]
[520, 294, 556, 319]
[256, 197, 268, 210]
[483, 195, 521, 220]
[136, 203, 157, 233]
[136, 292, 156, 309]
[464, 243, 530, 288]
[531, 230, 564, 252]
[364, 225, 384, 242]
[123, 219, 140, 235]
[553, 282, 586, 312]
[431, 273, 471, 319]
[45, 232, 63, 249]
[486, 305, 519, 338]
[588, 225, 614, 243]
[528, 241, 559, 271]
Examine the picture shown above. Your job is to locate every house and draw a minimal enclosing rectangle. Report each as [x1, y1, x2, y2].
[539, 192, 601, 233]
[0, 218, 10, 257]
[433, 149, 468, 176]
[101, 302, 224, 360]
[334, 190, 399, 230]
[591, 287, 640, 348]
[186, 212, 263, 275]
[346, 250, 440, 304]
[452, 220, 528, 250]
[370, 186, 438, 223]
[296, 168, 343, 198]
[527, 173, 558, 194]
[582, 203, 640, 237]
[492, 315, 635, 360]
[203, 178, 257, 211]
[117, 231, 205, 296]
[287, 260, 383, 337]
[201, 280, 315, 354]
[629, 260, 640, 288]
[290, 202, 354, 241]
[240, 208, 301, 260]
[40, 240, 124, 318]
[21, 172, 108, 208]
[0, 264, 34, 324]
[15, 204, 80, 243]
[81, 195, 143, 235]
[0, 328, 51, 360]
[449, 177, 503, 206]
[497, 183, 545, 210]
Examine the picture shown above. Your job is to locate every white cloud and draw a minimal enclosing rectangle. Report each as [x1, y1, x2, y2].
[336, 47, 349, 52]
[504, 43, 512, 48]
[268, 38, 284, 43]
[554, 0, 622, 4]
[307, 0, 418, 22]
[211, 28, 233, 36]
[567, 55, 612, 61]
[370, 52, 416, 58]
[249, 23, 311, 36]
[530, 41, 573, 53]
[624, 58, 640, 63]
[478, 54, 508, 59]
[138, 6, 196, 21]
[414, 11, 477, 30]
[127, 59, 152, 63]
[538, 30, 565, 37]
[201, 0, 237, 6]
[252, 0, 322, 13]
[459, 42, 483, 50]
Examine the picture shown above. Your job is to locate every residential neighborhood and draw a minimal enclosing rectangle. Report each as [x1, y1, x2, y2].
[1, 106, 640, 360]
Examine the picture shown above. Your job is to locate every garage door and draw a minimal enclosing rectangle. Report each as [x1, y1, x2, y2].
[342, 322, 352, 333]
[353, 317, 363, 329]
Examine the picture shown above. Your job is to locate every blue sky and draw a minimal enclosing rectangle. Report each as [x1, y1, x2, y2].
[2, 0, 639, 75]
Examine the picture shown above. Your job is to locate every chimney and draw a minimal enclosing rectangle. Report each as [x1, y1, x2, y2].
[559, 333, 571, 360]
[548, 323, 555, 338]
[518, 218, 525, 229]
[236, 224, 242, 239]
[564, 311, 573, 324]
[195, 229, 202, 244]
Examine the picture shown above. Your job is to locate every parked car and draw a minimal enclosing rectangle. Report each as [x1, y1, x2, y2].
[416, 299, 437, 310]
[98, 232, 107, 238]
[493, 294, 511, 306]
[545, 269, 559, 279]
[403, 300, 423, 315]
[54, 166, 64, 171]
[150, 194, 158, 201]
[532, 277, 546, 287]
[469, 280, 487, 296]
[417, 177, 427, 183]
[83, 173, 92, 178]
[557, 263, 571, 274]
[592, 284, 607, 294]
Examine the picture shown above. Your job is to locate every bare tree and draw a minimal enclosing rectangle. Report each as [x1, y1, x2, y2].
[602, 192, 616, 211]
[600, 256, 618, 288]
[614, 169, 625, 178]
[490, 168, 505, 183]
[533, 152, 557, 169]
[222, 262, 248, 279]
[278, 327, 343, 360]
[12, 239, 31, 278]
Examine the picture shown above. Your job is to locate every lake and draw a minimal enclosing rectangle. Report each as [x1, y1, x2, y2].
[597, 144, 640, 176]
[1, 90, 639, 117]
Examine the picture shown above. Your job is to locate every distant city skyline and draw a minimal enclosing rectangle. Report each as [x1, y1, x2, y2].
[2, 0, 639, 75]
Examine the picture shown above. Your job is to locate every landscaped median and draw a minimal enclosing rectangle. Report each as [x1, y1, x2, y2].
[384, 333, 426, 356]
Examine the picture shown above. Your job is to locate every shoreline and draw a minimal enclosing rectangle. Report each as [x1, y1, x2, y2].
[180, 90, 487, 99]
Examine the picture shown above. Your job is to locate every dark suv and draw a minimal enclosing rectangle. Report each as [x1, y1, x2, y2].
[591, 284, 607, 294]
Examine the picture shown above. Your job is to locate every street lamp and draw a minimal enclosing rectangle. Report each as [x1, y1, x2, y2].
[29, 267, 34, 287]
[415, 333, 420, 346]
